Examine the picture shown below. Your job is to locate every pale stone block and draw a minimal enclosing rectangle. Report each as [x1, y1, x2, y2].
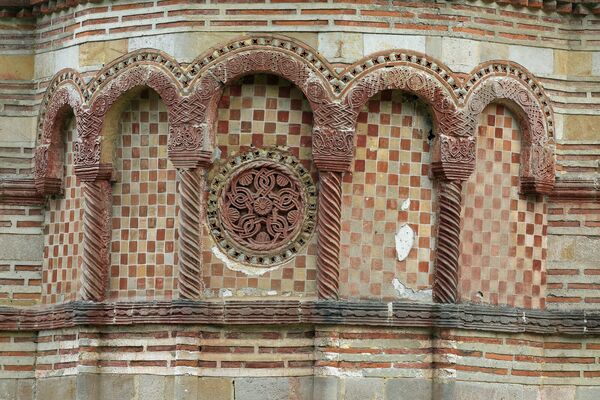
[75, 374, 99, 400]
[441, 37, 480, 73]
[0, 235, 43, 261]
[129, 32, 240, 63]
[555, 50, 592, 76]
[174, 375, 198, 400]
[17, 379, 34, 400]
[98, 374, 135, 399]
[576, 386, 600, 400]
[234, 377, 292, 400]
[562, 115, 600, 140]
[343, 377, 385, 400]
[318, 32, 363, 63]
[592, 52, 600, 76]
[540, 386, 576, 400]
[0, 379, 17, 400]
[37, 377, 76, 400]
[79, 39, 129, 67]
[452, 381, 538, 400]
[280, 32, 319, 52]
[0, 55, 34, 80]
[137, 375, 168, 400]
[313, 377, 339, 400]
[198, 377, 233, 400]
[508, 45, 553, 75]
[34, 47, 79, 79]
[0, 117, 37, 144]
[480, 42, 509, 64]
[385, 378, 431, 400]
[364, 34, 426, 56]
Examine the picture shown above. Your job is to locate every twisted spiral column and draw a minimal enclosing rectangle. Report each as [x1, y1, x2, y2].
[433, 180, 464, 303]
[178, 168, 205, 299]
[81, 180, 112, 302]
[317, 171, 342, 300]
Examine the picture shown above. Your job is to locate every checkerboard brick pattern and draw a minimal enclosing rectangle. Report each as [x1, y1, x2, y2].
[43, 121, 83, 305]
[109, 90, 179, 300]
[339, 91, 437, 300]
[202, 75, 317, 297]
[460, 104, 547, 309]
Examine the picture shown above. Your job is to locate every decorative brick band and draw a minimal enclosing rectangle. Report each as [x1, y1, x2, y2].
[1, 300, 599, 336]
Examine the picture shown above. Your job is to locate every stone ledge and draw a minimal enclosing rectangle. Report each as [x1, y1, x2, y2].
[1, 299, 599, 335]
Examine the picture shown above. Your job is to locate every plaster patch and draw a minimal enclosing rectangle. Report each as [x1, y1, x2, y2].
[211, 246, 281, 276]
[392, 278, 432, 302]
[395, 224, 414, 261]
[316, 367, 363, 378]
[401, 198, 411, 211]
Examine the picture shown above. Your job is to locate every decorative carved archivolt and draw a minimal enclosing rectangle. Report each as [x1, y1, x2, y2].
[34, 34, 556, 304]
[207, 149, 317, 267]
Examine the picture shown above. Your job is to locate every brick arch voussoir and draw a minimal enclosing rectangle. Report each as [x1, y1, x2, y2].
[465, 68, 555, 194]
[34, 77, 84, 195]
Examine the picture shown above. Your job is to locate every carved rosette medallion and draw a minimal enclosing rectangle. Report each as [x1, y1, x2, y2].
[207, 149, 317, 267]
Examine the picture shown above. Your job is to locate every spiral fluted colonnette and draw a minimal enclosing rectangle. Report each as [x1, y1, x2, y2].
[317, 171, 342, 300]
[178, 168, 204, 299]
[81, 180, 112, 302]
[433, 180, 463, 303]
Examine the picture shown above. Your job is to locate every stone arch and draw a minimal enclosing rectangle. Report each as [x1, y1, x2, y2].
[188, 36, 335, 159]
[74, 53, 184, 179]
[34, 70, 84, 195]
[341, 51, 473, 182]
[464, 61, 555, 194]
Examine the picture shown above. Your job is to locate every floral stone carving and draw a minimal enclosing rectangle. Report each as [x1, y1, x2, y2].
[207, 149, 317, 267]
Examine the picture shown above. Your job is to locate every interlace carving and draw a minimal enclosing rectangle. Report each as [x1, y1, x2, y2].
[207, 149, 316, 266]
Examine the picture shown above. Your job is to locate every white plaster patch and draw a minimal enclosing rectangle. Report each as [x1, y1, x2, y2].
[363, 34, 426, 55]
[316, 367, 363, 378]
[211, 246, 281, 276]
[392, 278, 433, 302]
[508, 45, 554, 75]
[401, 198, 411, 211]
[394, 223, 414, 261]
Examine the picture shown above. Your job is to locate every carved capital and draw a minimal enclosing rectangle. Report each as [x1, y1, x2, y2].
[312, 126, 354, 172]
[521, 144, 555, 195]
[432, 135, 475, 181]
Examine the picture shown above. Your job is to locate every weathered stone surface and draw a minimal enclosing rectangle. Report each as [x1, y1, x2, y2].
[17, 379, 34, 400]
[385, 378, 431, 400]
[592, 52, 600, 76]
[441, 37, 480, 73]
[548, 235, 600, 261]
[563, 115, 600, 140]
[318, 32, 363, 63]
[0, 55, 34, 80]
[234, 377, 297, 400]
[0, 117, 37, 144]
[480, 42, 509, 64]
[540, 386, 576, 400]
[37, 377, 76, 400]
[0, 234, 43, 261]
[137, 375, 168, 400]
[0, 379, 17, 400]
[174, 375, 199, 400]
[98, 374, 135, 399]
[576, 386, 600, 400]
[198, 377, 233, 400]
[555, 50, 592, 76]
[508, 45, 553, 75]
[79, 39, 129, 67]
[452, 381, 538, 400]
[363, 34, 426, 55]
[343, 378, 385, 400]
[75, 374, 99, 400]
[313, 377, 339, 400]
